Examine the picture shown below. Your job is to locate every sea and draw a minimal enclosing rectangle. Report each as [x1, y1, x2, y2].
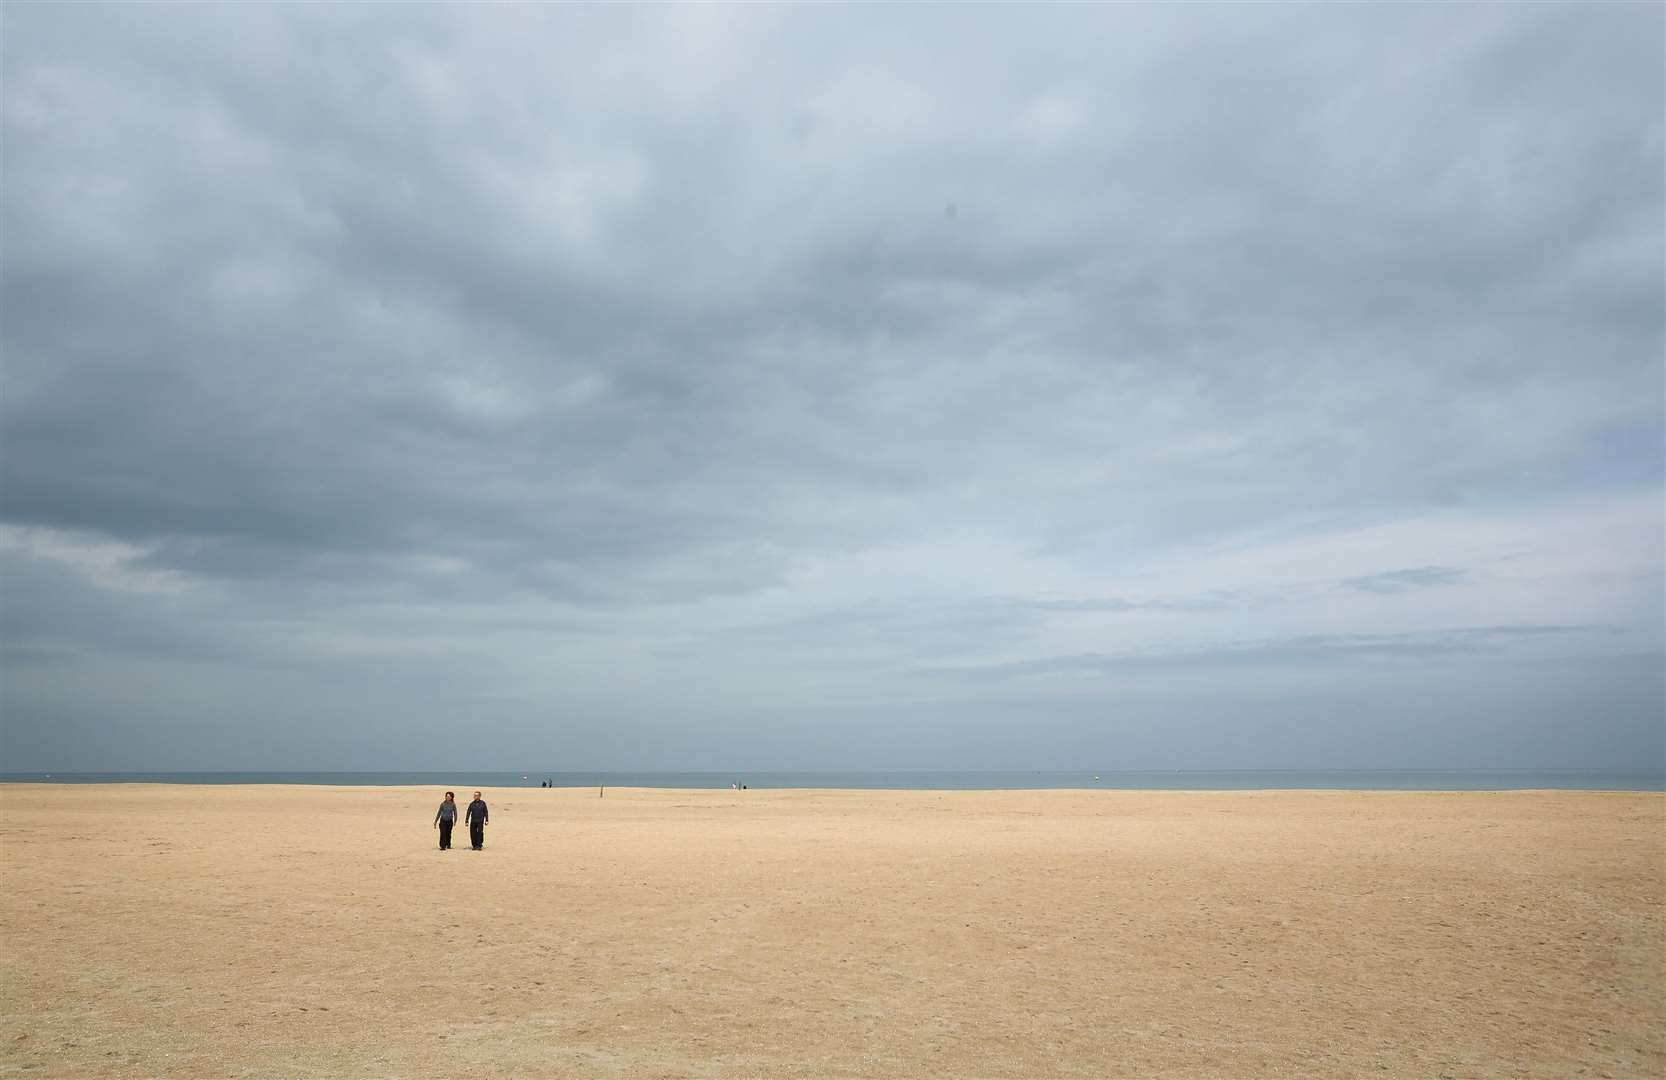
[0, 770, 1661, 790]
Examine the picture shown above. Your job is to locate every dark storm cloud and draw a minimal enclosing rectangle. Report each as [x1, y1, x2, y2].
[1, 3, 1660, 768]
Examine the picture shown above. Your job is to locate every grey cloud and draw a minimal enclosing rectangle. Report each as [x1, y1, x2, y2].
[2, 4, 1661, 769]
[0, 548, 246, 667]
[916, 625, 1594, 683]
[1341, 567, 1467, 594]
[7, 4, 1660, 593]
[700, 596, 1045, 668]
[1020, 592, 1245, 613]
[699, 572, 1504, 675]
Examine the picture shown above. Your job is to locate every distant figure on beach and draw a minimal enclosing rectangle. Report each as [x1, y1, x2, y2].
[433, 791, 458, 850]
[465, 791, 489, 850]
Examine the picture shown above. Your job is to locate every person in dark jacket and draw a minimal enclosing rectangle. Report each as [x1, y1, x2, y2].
[433, 791, 458, 850]
[465, 791, 489, 850]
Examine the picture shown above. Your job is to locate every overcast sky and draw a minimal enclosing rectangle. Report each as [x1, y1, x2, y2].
[2, 4, 1661, 772]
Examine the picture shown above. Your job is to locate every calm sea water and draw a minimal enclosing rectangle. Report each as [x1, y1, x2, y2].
[0, 770, 1661, 790]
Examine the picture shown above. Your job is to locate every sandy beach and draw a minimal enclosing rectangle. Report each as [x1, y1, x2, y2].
[1, 785, 1660, 1079]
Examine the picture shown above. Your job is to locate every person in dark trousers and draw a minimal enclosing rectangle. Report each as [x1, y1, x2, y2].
[465, 791, 489, 850]
[433, 791, 458, 850]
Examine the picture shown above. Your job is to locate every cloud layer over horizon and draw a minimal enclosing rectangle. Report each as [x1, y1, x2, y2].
[3, 4, 1661, 770]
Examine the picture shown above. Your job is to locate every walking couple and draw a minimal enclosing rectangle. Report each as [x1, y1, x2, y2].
[433, 791, 488, 850]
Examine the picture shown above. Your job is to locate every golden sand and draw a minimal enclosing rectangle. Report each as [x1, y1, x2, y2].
[1, 785, 1660, 1078]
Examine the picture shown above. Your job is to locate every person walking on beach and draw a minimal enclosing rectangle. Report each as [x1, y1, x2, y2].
[465, 791, 489, 850]
[433, 791, 458, 850]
